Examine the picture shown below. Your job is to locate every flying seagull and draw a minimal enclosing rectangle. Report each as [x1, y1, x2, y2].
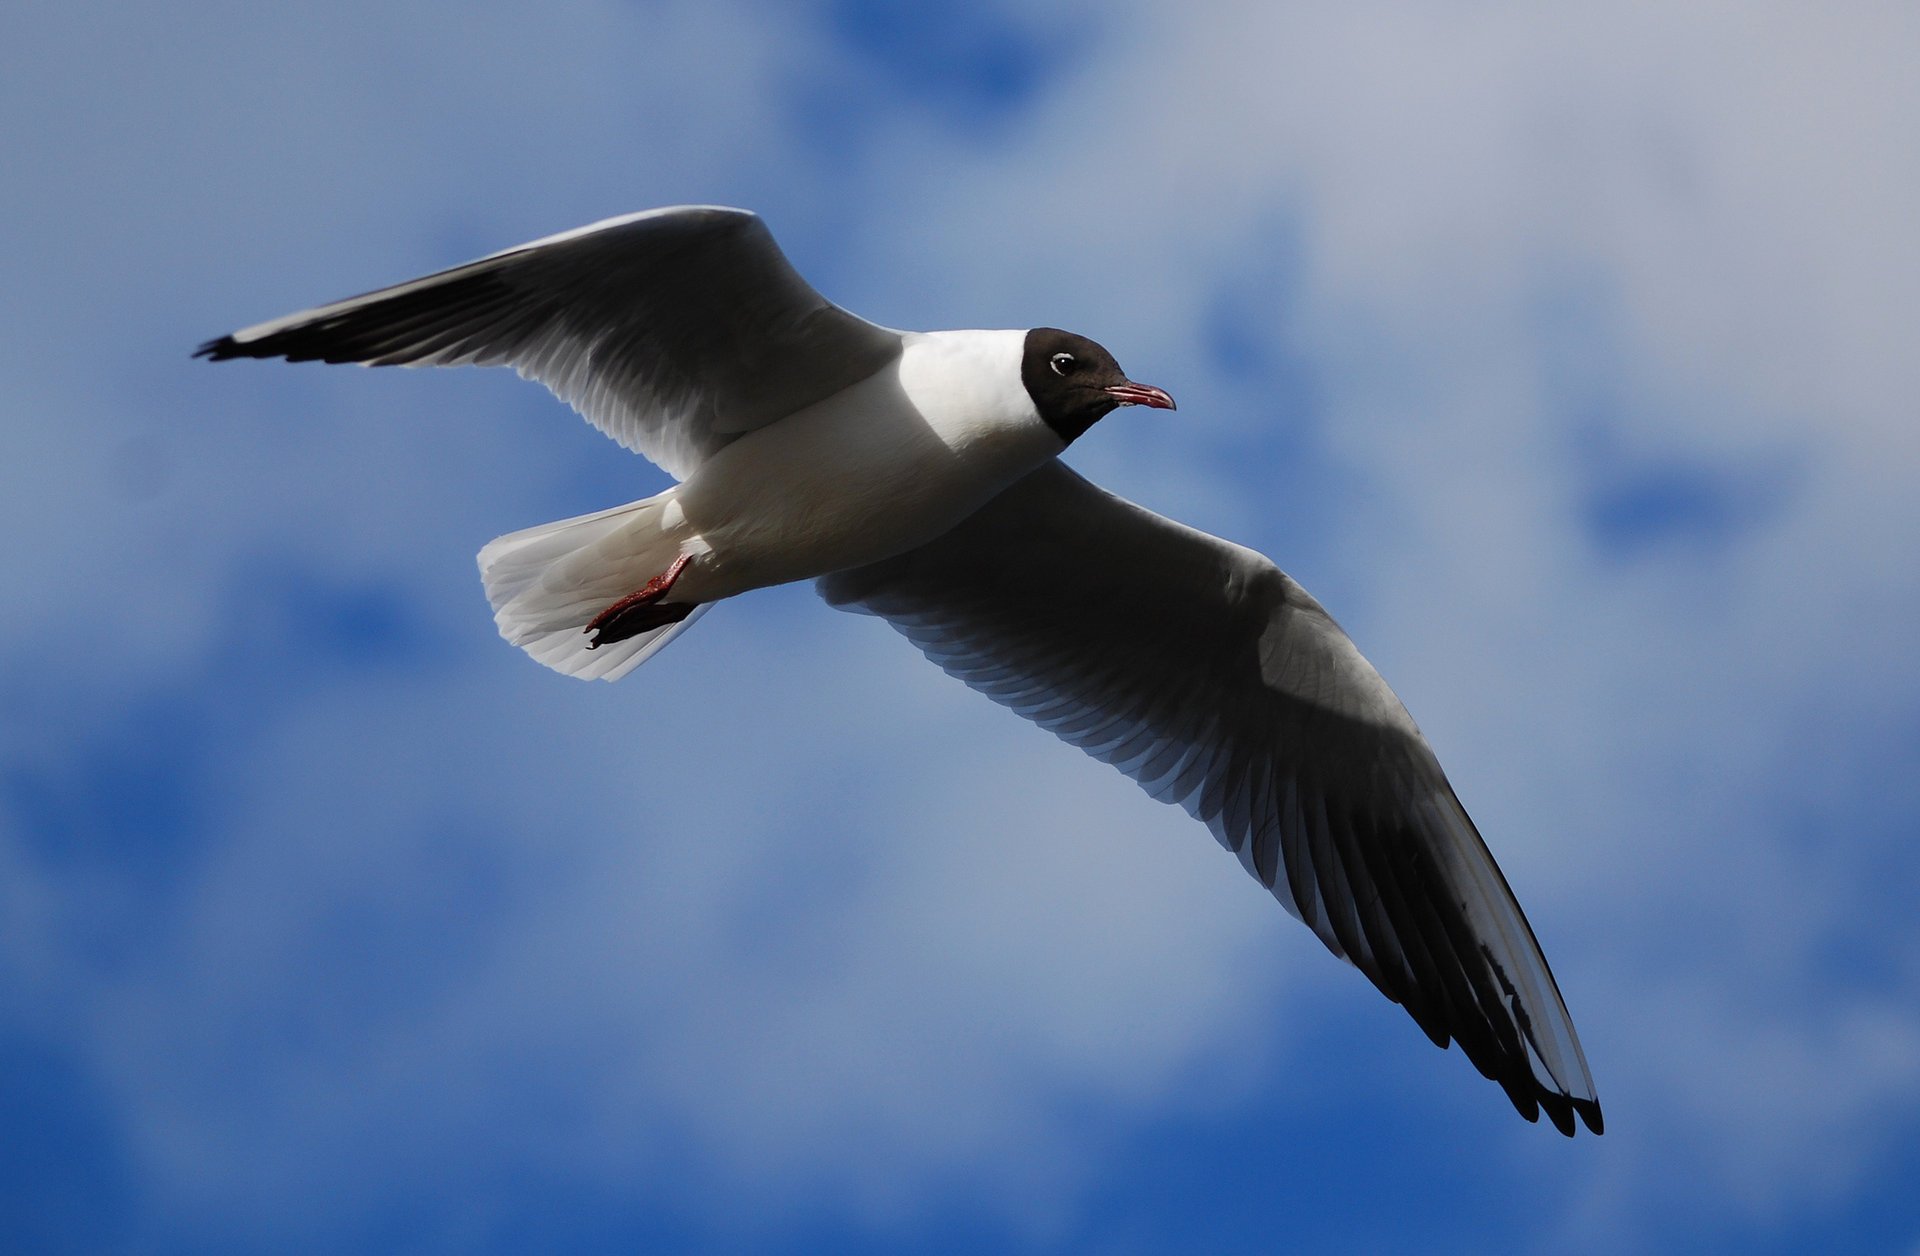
[197, 205, 1602, 1135]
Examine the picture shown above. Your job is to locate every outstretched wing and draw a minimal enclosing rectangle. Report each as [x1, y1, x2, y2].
[197, 206, 904, 479]
[820, 462, 1602, 1134]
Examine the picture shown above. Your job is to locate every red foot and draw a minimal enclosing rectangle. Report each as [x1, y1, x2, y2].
[584, 553, 694, 648]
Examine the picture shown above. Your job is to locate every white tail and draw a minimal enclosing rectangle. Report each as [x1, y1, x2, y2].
[477, 494, 708, 682]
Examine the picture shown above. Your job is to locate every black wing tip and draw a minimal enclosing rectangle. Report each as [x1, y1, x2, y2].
[194, 331, 307, 363]
[194, 334, 244, 361]
[191, 327, 371, 366]
[1521, 1089, 1604, 1138]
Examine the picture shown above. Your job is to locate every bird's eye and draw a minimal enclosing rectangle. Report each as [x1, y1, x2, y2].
[1050, 353, 1076, 376]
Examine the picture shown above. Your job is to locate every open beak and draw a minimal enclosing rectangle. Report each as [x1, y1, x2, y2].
[1104, 381, 1177, 411]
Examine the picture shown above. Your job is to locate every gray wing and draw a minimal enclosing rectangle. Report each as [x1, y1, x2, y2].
[196, 206, 904, 479]
[819, 462, 1602, 1135]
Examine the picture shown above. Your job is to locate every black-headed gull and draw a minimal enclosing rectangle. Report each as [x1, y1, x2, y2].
[199, 205, 1602, 1135]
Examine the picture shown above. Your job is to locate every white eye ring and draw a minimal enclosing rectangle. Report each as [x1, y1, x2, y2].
[1050, 352, 1075, 376]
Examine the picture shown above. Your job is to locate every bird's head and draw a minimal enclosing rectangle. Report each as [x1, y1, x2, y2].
[1020, 327, 1175, 444]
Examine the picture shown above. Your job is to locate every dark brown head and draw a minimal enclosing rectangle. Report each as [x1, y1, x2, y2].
[1020, 327, 1176, 444]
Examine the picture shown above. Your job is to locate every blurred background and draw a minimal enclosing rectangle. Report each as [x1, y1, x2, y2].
[4, 3, 1917, 1251]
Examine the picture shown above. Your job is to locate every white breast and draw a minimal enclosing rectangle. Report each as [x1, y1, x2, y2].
[668, 330, 1062, 602]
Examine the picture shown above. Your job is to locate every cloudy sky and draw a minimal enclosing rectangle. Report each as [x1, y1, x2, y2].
[5, 2, 1919, 1251]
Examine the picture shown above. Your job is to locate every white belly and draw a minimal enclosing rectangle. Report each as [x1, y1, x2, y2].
[666, 342, 1061, 603]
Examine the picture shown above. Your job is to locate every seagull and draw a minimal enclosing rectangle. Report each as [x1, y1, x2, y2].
[197, 205, 1602, 1136]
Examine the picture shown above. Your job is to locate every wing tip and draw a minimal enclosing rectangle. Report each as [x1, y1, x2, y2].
[1520, 1088, 1604, 1138]
[194, 326, 311, 362]
[193, 334, 242, 361]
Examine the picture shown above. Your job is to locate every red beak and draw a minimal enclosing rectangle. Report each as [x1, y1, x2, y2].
[1104, 381, 1177, 411]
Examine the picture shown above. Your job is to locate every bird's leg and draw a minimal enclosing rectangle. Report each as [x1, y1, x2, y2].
[584, 553, 695, 649]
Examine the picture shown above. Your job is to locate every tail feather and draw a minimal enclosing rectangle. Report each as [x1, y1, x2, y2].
[478, 495, 706, 681]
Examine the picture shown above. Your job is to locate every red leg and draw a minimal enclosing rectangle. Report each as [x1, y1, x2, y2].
[584, 553, 695, 648]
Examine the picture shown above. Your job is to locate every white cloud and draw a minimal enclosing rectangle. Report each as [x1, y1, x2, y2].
[65, 595, 1288, 1246]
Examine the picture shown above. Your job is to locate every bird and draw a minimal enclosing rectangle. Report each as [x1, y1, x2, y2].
[197, 204, 1602, 1136]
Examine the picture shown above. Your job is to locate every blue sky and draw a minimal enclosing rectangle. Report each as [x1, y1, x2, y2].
[5, 2, 1920, 1252]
